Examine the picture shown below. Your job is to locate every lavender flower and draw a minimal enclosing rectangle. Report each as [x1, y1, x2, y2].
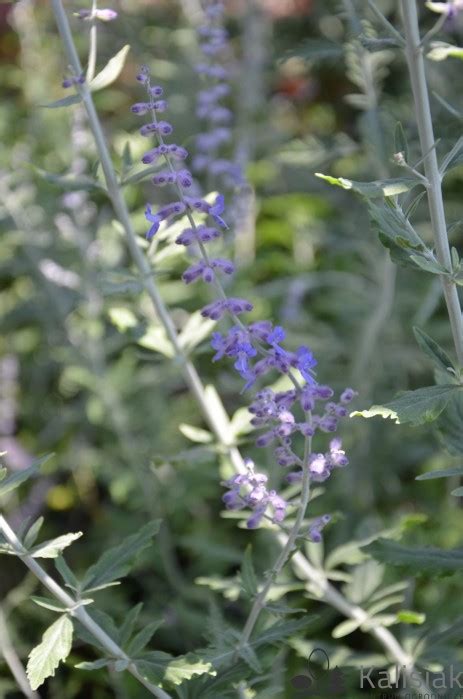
[74, 8, 118, 21]
[193, 1, 244, 188]
[222, 459, 287, 529]
[132, 65, 357, 541]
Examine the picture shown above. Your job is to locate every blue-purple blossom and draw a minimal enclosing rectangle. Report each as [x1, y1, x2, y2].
[308, 515, 332, 543]
[222, 459, 287, 529]
[132, 64, 356, 541]
[192, 0, 244, 188]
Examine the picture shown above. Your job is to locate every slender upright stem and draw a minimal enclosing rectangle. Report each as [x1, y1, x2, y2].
[48, 0, 427, 680]
[86, 0, 98, 82]
[0, 517, 172, 699]
[0, 606, 39, 699]
[401, 0, 463, 365]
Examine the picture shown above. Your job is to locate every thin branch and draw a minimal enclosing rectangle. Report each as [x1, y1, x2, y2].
[0, 516, 172, 699]
[401, 0, 463, 365]
[0, 605, 39, 699]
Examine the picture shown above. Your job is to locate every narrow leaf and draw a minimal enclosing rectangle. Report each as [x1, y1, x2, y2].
[416, 467, 463, 481]
[364, 539, 463, 574]
[413, 327, 456, 374]
[120, 603, 143, 648]
[240, 545, 258, 599]
[27, 615, 73, 690]
[127, 620, 164, 656]
[55, 556, 79, 589]
[0, 454, 52, 497]
[24, 517, 45, 549]
[90, 45, 130, 91]
[40, 94, 82, 109]
[31, 596, 67, 613]
[82, 520, 160, 591]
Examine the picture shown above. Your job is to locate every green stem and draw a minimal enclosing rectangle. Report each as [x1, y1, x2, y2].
[401, 0, 463, 366]
[0, 517, 172, 699]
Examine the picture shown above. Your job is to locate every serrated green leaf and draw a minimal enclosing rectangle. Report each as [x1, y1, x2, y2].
[237, 642, 262, 673]
[315, 173, 418, 198]
[40, 94, 82, 109]
[367, 199, 429, 268]
[352, 385, 461, 426]
[90, 45, 130, 91]
[240, 545, 258, 599]
[81, 520, 160, 592]
[127, 620, 163, 656]
[410, 254, 448, 275]
[134, 651, 215, 686]
[30, 532, 82, 559]
[437, 389, 463, 455]
[363, 539, 463, 574]
[24, 517, 45, 549]
[120, 604, 143, 648]
[27, 615, 73, 690]
[413, 327, 456, 375]
[416, 466, 463, 481]
[0, 454, 52, 497]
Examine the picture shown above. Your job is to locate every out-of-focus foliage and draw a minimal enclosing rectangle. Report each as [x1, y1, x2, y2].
[1, 0, 463, 696]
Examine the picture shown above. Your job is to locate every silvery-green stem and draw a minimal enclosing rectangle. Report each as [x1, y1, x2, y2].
[49, 0, 427, 677]
[0, 605, 39, 699]
[0, 516, 172, 699]
[401, 0, 463, 366]
[86, 0, 98, 82]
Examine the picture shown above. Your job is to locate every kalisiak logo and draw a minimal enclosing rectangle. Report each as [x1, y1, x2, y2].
[291, 648, 345, 696]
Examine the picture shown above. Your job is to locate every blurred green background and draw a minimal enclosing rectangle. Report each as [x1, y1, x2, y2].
[1, 0, 463, 696]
